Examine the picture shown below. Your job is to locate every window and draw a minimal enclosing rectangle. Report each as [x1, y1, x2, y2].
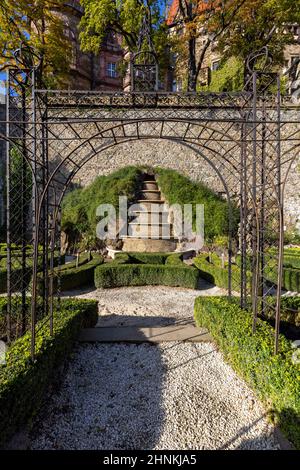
[107, 62, 117, 78]
[211, 60, 220, 71]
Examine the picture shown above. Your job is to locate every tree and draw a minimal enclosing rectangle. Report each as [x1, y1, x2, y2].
[218, 0, 300, 82]
[169, 0, 247, 91]
[0, 1, 72, 87]
[79, 0, 169, 76]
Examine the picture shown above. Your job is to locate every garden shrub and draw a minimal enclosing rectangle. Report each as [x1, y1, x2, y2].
[36, 254, 104, 293]
[94, 262, 199, 289]
[61, 166, 143, 249]
[263, 297, 300, 329]
[0, 298, 98, 445]
[155, 167, 240, 240]
[236, 251, 300, 292]
[113, 252, 131, 264]
[194, 296, 300, 449]
[266, 264, 300, 293]
[165, 253, 184, 265]
[193, 253, 246, 291]
[0, 253, 64, 294]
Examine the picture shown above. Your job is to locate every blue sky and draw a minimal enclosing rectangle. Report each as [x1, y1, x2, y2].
[0, 73, 6, 95]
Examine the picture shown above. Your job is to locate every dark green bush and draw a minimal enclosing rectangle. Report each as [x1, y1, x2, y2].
[155, 167, 240, 240]
[113, 252, 132, 264]
[0, 254, 64, 294]
[165, 253, 184, 265]
[263, 296, 300, 328]
[36, 254, 104, 293]
[266, 264, 300, 293]
[194, 296, 300, 449]
[193, 253, 246, 291]
[95, 263, 200, 289]
[236, 251, 300, 293]
[0, 298, 98, 445]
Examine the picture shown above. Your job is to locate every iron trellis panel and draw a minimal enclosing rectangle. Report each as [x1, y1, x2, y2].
[2, 64, 299, 358]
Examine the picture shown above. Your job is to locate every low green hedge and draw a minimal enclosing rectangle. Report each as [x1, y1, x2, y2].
[269, 247, 300, 270]
[0, 298, 98, 446]
[236, 252, 300, 292]
[165, 253, 184, 265]
[0, 253, 64, 294]
[262, 296, 300, 328]
[194, 296, 300, 448]
[36, 254, 104, 293]
[193, 253, 246, 291]
[113, 253, 131, 264]
[95, 262, 200, 289]
[266, 264, 300, 293]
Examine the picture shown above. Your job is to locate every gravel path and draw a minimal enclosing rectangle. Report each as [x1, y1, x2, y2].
[29, 287, 280, 450]
[62, 284, 227, 327]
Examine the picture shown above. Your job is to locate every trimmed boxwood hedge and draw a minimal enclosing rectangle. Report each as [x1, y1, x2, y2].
[193, 253, 248, 291]
[194, 296, 300, 449]
[0, 298, 98, 446]
[36, 254, 104, 293]
[95, 262, 200, 289]
[165, 253, 184, 265]
[269, 247, 300, 270]
[263, 296, 300, 329]
[0, 253, 64, 294]
[236, 252, 300, 293]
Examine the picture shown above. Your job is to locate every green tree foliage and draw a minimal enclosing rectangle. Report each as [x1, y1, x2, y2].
[218, 0, 300, 78]
[170, 0, 247, 91]
[79, 0, 169, 75]
[0, 1, 72, 87]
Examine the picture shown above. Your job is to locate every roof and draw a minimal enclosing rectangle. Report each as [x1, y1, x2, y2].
[166, 1, 217, 26]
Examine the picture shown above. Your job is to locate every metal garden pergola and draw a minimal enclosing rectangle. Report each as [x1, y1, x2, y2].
[1, 47, 299, 358]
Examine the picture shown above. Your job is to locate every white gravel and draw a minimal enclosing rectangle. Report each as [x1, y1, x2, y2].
[28, 286, 280, 450]
[62, 284, 227, 327]
[29, 341, 279, 450]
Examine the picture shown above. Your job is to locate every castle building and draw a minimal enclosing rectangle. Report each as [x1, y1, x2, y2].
[56, 1, 124, 90]
[167, 0, 300, 92]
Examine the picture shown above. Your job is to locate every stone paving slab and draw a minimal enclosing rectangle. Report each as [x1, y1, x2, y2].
[79, 325, 211, 343]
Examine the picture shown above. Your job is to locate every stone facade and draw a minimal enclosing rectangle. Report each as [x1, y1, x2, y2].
[71, 135, 300, 233]
[167, 1, 300, 91]
[53, 1, 123, 90]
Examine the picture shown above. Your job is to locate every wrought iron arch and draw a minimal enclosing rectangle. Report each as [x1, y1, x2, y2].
[4, 66, 299, 358]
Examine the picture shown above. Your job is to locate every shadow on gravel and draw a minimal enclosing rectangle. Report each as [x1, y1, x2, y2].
[28, 317, 166, 450]
[96, 313, 194, 328]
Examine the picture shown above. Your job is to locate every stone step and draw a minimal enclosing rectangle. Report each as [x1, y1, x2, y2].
[143, 182, 158, 190]
[79, 325, 211, 343]
[121, 234, 178, 240]
[122, 237, 177, 252]
[136, 200, 165, 206]
[127, 225, 173, 238]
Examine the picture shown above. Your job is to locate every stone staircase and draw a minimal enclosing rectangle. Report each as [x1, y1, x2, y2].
[121, 174, 178, 253]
